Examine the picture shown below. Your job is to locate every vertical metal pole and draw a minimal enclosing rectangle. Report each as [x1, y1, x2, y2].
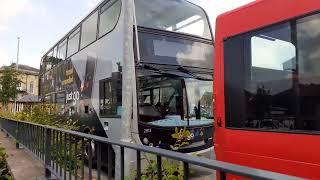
[69, 134, 72, 180]
[41, 127, 45, 160]
[53, 130, 56, 170]
[38, 127, 41, 157]
[31, 125, 34, 153]
[136, 151, 141, 180]
[183, 162, 189, 180]
[26, 124, 29, 149]
[88, 139, 93, 180]
[120, 147, 124, 180]
[15, 121, 19, 149]
[157, 155, 162, 180]
[13, 37, 20, 115]
[35, 125, 37, 154]
[107, 144, 112, 179]
[81, 138, 85, 180]
[132, 0, 141, 63]
[59, 131, 63, 177]
[64, 133, 67, 179]
[220, 171, 227, 180]
[22, 123, 25, 147]
[45, 128, 52, 178]
[97, 143, 101, 180]
[74, 137, 78, 180]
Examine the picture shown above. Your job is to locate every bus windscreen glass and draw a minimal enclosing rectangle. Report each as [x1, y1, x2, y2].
[138, 76, 213, 126]
[135, 0, 212, 40]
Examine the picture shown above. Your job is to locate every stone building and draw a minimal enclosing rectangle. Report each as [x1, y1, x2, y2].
[0, 64, 40, 112]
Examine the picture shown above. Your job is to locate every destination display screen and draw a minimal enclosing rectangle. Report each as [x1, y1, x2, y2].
[137, 31, 214, 69]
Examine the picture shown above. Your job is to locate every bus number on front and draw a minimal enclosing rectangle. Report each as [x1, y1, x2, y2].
[144, 128, 152, 134]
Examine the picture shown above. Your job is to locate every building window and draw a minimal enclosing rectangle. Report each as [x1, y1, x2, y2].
[17, 82, 22, 90]
[99, 0, 121, 37]
[80, 11, 98, 49]
[29, 81, 34, 94]
[224, 12, 320, 132]
[99, 72, 122, 117]
[67, 27, 80, 57]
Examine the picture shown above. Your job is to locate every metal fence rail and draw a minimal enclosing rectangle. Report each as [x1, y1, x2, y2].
[0, 117, 300, 180]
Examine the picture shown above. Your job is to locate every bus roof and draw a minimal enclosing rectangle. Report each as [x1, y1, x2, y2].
[215, 0, 320, 40]
[41, 0, 107, 59]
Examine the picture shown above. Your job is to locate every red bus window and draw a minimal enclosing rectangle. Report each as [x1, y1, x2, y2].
[224, 12, 320, 132]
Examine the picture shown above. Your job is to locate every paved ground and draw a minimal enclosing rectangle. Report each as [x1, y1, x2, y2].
[190, 147, 216, 180]
[0, 131, 46, 180]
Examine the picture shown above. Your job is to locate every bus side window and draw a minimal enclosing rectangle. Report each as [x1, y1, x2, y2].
[98, 0, 122, 37]
[57, 38, 67, 61]
[99, 72, 122, 117]
[80, 10, 98, 49]
[45, 50, 54, 71]
[67, 28, 80, 58]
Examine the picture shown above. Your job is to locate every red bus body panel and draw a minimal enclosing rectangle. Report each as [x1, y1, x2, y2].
[214, 0, 320, 178]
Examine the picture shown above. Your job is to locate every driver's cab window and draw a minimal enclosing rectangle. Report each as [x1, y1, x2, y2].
[99, 73, 122, 117]
[139, 86, 178, 113]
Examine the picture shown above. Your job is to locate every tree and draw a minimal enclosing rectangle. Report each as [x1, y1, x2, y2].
[0, 66, 20, 110]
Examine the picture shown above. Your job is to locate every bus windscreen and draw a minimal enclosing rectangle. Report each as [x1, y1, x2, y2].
[135, 0, 212, 40]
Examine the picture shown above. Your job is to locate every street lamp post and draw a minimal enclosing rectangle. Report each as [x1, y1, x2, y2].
[13, 37, 20, 115]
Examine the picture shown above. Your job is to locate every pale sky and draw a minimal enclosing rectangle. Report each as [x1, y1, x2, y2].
[0, 0, 254, 69]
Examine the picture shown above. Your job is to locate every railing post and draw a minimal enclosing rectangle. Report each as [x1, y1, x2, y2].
[16, 121, 19, 149]
[220, 171, 226, 180]
[183, 162, 189, 180]
[157, 155, 162, 180]
[45, 128, 52, 178]
[0, 118, 2, 131]
[136, 151, 141, 180]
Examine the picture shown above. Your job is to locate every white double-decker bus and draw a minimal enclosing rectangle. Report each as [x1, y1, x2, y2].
[39, 0, 214, 174]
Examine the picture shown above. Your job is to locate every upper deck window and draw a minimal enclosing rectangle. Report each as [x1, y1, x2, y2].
[80, 11, 98, 49]
[224, 12, 320, 132]
[53, 46, 58, 58]
[135, 0, 211, 40]
[99, 0, 121, 37]
[57, 39, 67, 60]
[45, 50, 54, 71]
[67, 27, 80, 57]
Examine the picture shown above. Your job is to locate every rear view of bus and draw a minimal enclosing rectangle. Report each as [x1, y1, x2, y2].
[214, 0, 320, 178]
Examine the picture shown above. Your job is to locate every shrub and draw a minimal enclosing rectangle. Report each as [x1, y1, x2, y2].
[0, 105, 81, 174]
[0, 147, 13, 180]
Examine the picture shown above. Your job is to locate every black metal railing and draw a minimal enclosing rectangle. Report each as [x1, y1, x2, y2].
[0, 117, 301, 180]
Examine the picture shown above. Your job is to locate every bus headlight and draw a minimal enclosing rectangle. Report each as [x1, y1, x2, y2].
[143, 137, 149, 144]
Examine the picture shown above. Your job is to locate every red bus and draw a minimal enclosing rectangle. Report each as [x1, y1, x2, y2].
[214, 0, 320, 178]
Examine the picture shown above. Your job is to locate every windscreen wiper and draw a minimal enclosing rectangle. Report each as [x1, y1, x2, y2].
[177, 66, 213, 81]
[143, 64, 164, 73]
[142, 64, 192, 78]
